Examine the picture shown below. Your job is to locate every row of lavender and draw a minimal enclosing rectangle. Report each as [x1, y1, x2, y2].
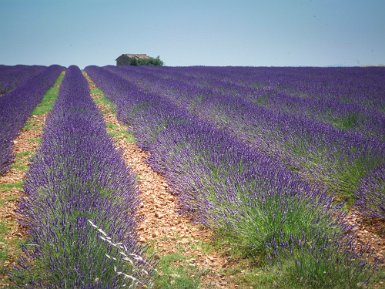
[86, 66, 374, 287]
[157, 66, 385, 115]
[136, 66, 385, 140]
[15, 66, 152, 288]
[154, 66, 385, 217]
[0, 65, 63, 175]
[115, 65, 385, 144]
[105, 65, 385, 218]
[0, 65, 46, 95]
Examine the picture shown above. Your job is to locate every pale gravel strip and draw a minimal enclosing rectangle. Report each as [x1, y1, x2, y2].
[0, 73, 64, 287]
[346, 210, 385, 263]
[84, 72, 244, 289]
[0, 85, 61, 287]
[0, 117, 43, 287]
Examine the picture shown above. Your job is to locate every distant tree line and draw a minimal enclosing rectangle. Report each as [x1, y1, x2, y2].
[120, 56, 164, 66]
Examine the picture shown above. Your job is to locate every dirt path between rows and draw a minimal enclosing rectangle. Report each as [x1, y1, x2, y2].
[0, 116, 47, 287]
[346, 210, 385, 263]
[85, 73, 241, 289]
[0, 74, 63, 287]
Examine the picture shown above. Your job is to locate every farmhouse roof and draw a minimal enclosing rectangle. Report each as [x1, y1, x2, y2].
[116, 54, 151, 60]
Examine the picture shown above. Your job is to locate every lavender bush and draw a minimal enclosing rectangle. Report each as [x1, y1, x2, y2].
[15, 66, 153, 288]
[0, 65, 46, 95]
[0, 65, 63, 175]
[141, 66, 385, 140]
[357, 164, 385, 220]
[86, 66, 375, 287]
[106, 65, 385, 206]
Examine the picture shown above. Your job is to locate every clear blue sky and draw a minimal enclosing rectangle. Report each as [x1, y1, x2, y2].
[1, 0, 384, 67]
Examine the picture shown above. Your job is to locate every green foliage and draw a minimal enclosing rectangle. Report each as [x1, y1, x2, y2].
[283, 244, 375, 289]
[14, 228, 115, 287]
[328, 156, 382, 205]
[92, 88, 116, 112]
[0, 84, 8, 95]
[153, 253, 202, 289]
[119, 56, 164, 66]
[161, 137, 374, 285]
[213, 227, 378, 289]
[329, 113, 360, 130]
[107, 129, 136, 143]
[201, 165, 377, 288]
[0, 182, 24, 192]
[284, 134, 383, 206]
[256, 93, 272, 106]
[212, 194, 340, 262]
[92, 89, 136, 143]
[32, 72, 64, 115]
[0, 221, 10, 274]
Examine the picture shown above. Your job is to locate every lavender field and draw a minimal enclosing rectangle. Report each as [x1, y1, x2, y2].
[0, 65, 63, 174]
[88, 65, 385, 217]
[1, 65, 385, 288]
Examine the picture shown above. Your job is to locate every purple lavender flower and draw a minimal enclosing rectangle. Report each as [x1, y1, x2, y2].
[0, 65, 63, 175]
[16, 66, 153, 288]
